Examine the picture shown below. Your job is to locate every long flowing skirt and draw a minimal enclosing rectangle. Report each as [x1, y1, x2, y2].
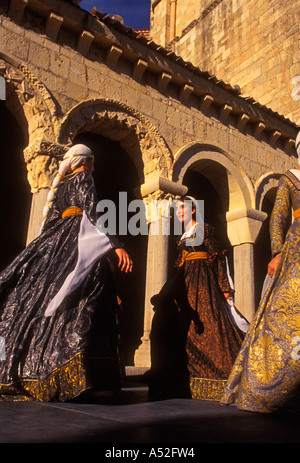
[220, 221, 300, 413]
[148, 261, 244, 401]
[0, 217, 121, 402]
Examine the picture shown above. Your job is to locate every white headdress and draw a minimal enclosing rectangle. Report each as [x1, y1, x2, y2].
[41, 144, 94, 228]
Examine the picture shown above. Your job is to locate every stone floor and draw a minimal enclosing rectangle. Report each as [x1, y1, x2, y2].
[0, 372, 299, 447]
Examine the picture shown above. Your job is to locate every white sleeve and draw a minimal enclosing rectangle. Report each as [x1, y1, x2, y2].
[45, 212, 112, 317]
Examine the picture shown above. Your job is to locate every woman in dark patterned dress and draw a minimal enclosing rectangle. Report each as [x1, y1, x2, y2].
[0, 144, 132, 402]
[148, 197, 246, 400]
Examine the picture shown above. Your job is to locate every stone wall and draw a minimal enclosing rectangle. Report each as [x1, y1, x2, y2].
[151, 0, 300, 125]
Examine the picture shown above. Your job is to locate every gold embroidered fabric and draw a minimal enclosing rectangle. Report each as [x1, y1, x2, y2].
[220, 173, 300, 413]
[0, 353, 120, 402]
[190, 377, 227, 401]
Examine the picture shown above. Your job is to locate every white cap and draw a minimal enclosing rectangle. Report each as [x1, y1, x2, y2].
[63, 144, 94, 159]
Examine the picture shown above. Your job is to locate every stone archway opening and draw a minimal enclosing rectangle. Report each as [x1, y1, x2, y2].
[0, 101, 31, 271]
[180, 166, 232, 270]
[173, 158, 235, 295]
[172, 143, 254, 210]
[57, 98, 173, 185]
[71, 114, 146, 186]
[172, 143, 265, 321]
[172, 146, 254, 285]
[56, 99, 174, 365]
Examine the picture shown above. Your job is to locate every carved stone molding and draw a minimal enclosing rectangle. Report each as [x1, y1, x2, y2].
[24, 138, 67, 192]
[0, 54, 63, 192]
[57, 98, 173, 183]
[0, 51, 59, 118]
[0, 55, 59, 149]
[23, 138, 66, 162]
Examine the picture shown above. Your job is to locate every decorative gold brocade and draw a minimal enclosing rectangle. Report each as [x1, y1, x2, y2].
[190, 377, 227, 401]
[0, 353, 118, 402]
[220, 173, 300, 413]
[248, 333, 285, 384]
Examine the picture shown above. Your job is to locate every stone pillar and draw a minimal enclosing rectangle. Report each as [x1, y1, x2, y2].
[134, 221, 169, 368]
[226, 208, 267, 322]
[23, 138, 67, 243]
[26, 189, 49, 244]
[233, 243, 255, 322]
[134, 177, 188, 368]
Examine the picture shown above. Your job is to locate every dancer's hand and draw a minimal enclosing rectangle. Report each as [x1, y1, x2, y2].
[115, 248, 133, 273]
[268, 253, 281, 277]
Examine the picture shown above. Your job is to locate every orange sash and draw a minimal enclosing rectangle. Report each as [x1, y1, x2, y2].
[179, 250, 208, 267]
[62, 207, 83, 218]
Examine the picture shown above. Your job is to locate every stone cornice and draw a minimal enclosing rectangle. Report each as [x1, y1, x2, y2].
[3, 0, 298, 154]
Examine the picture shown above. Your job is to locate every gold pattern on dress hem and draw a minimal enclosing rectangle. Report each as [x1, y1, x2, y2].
[190, 377, 227, 401]
[0, 352, 119, 402]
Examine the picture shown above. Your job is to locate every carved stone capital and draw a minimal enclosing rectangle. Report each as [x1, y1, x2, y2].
[23, 137, 67, 163]
[226, 207, 267, 245]
[24, 138, 68, 192]
[138, 177, 188, 223]
[138, 177, 188, 199]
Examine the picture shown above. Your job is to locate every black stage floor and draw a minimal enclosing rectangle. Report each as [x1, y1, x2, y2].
[0, 373, 299, 447]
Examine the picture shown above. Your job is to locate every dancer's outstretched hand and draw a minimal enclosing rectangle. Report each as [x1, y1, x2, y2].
[115, 248, 133, 273]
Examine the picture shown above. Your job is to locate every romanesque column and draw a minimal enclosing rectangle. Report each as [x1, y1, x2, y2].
[134, 177, 187, 368]
[226, 208, 267, 322]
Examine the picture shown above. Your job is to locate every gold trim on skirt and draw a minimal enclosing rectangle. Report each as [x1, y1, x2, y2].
[190, 377, 227, 401]
[0, 352, 120, 402]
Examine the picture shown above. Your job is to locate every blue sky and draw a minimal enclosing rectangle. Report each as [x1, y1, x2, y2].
[79, 0, 151, 29]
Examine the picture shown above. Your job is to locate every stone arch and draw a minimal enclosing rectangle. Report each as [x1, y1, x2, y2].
[172, 141, 267, 321]
[3, 80, 28, 146]
[0, 52, 58, 142]
[56, 98, 173, 184]
[255, 171, 282, 211]
[0, 53, 61, 193]
[172, 141, 255, 212]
